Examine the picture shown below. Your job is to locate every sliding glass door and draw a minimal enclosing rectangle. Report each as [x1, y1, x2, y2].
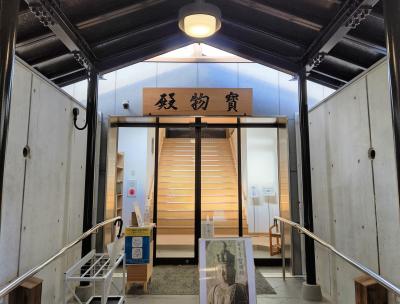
[113, 117, 290, 265]
[156, 120, 196, 260]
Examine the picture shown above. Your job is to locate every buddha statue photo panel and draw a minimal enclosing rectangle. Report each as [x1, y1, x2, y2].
[199, 238, 256, 304]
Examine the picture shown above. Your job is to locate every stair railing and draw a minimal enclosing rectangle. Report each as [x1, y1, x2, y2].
[0, 216, 123, 299]
[274, 216, 400, 296]
[146, 175, 155, 223]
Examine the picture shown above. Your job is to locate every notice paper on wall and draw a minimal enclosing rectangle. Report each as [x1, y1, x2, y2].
[127, 179, 137, 197]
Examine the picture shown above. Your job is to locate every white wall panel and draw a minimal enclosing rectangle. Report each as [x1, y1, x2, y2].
[156, 62, 197, 87]
[0, 63, 32, 285]
[238, 63, 279, 116]
[116, 62, 157, 116]
[198, 63, 238, 87]
[366, 62, 400, 287]
[278, 72, 298, 118]
[98, 71, 116, 117]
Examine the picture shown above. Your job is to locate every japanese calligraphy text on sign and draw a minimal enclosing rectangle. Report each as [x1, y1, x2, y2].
[143, 88, 252, 116]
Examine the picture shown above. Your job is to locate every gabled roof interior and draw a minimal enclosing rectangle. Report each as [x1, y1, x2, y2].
[16, 0, 386, 89]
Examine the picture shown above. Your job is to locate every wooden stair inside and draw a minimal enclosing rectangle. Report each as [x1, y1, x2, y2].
[157, 137, 247, 238]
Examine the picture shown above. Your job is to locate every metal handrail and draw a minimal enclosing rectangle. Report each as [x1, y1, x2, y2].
[0, 216, 122, 298]
[274, 216, 400, 296]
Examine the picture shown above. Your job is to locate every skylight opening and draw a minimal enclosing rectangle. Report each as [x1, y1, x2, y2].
[147, 43, 249, 62]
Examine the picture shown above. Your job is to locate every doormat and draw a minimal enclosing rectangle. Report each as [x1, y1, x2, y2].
[126, 265, 275, 295]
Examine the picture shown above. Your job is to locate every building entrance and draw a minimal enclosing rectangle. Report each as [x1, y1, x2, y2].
[107, 117, 291, 266]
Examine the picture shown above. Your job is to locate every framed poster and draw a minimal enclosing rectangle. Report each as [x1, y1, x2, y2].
[199, 237, 256, 304]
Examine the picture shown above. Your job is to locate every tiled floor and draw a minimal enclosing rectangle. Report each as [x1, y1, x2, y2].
[71, 267, 330, 304]
[123, 267, 330, 304]
[125, 277, 330, 304]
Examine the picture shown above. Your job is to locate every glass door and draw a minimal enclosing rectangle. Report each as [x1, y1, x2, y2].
[240, 127, 280, 258]
[153, 117, 290, 265]
[239, 117, 291, 265]
[200, 119, 239, 238]
[156, 124, 196, 260]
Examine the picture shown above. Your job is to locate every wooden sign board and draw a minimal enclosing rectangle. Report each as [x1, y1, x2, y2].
[143, 88, 252, 116]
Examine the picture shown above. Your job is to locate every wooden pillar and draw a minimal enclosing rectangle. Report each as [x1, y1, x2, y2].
[8, 277, 42, 304]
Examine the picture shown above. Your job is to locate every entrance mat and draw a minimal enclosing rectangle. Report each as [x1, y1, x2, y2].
[127, 265, 275, 295]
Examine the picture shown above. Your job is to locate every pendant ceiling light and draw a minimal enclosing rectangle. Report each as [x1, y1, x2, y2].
[179, 0, 222, 38]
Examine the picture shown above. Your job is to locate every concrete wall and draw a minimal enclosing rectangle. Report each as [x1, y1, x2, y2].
[0, 59, 87, 303]
[309, 60, 400, 303]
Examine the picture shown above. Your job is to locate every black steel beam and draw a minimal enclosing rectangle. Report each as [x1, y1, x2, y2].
[97, 34, 192, 74]
[298, 68, 316, 285]
[16, 32, 54, 48]
[194, 117, 202, 264]
[76, 0, 168, 30]
[24, 0, 96, 70]
[383, 0, 400, 210]
[51, 67, 86, 82]
[92, 17, 177, 50]
[53, 69, 87, 87]
[82, 70, 99, 256]
[16, 0, 169, 49]
[326, 53, 368, 71]
[206, 34, 301, 74]
[237, 118, 243, 237]
[228, 0, 322, 31]
[312, 69, 349, 84]
[343, 34, 387, 55]
[110, 122, 286, 129]
[152, 118, 159, 262]
[32, 14, 304, 78]
[303, 0, 380, 73]
[212, 34, 302, 62]
[222, 18, 306, 52]
[308, 72, 342, 90]
[30, 52, 71, 68]
[21, 18, 178, 70]
[0, 0, 20, 231]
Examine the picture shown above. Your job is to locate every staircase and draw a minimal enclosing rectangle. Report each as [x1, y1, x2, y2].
[157, 137, 247, 237]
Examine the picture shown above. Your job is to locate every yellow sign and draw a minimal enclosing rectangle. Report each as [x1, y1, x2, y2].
[143, 88, 252, 116]
[125, 226, 153, 237]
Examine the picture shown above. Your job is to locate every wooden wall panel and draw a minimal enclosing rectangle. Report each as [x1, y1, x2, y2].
[104, 127, 118, 246]
[278, 127, 291, 258]
[143, 88, 252, 116]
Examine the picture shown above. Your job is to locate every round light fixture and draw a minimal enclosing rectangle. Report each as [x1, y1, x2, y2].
[179, 0, 222, 38]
